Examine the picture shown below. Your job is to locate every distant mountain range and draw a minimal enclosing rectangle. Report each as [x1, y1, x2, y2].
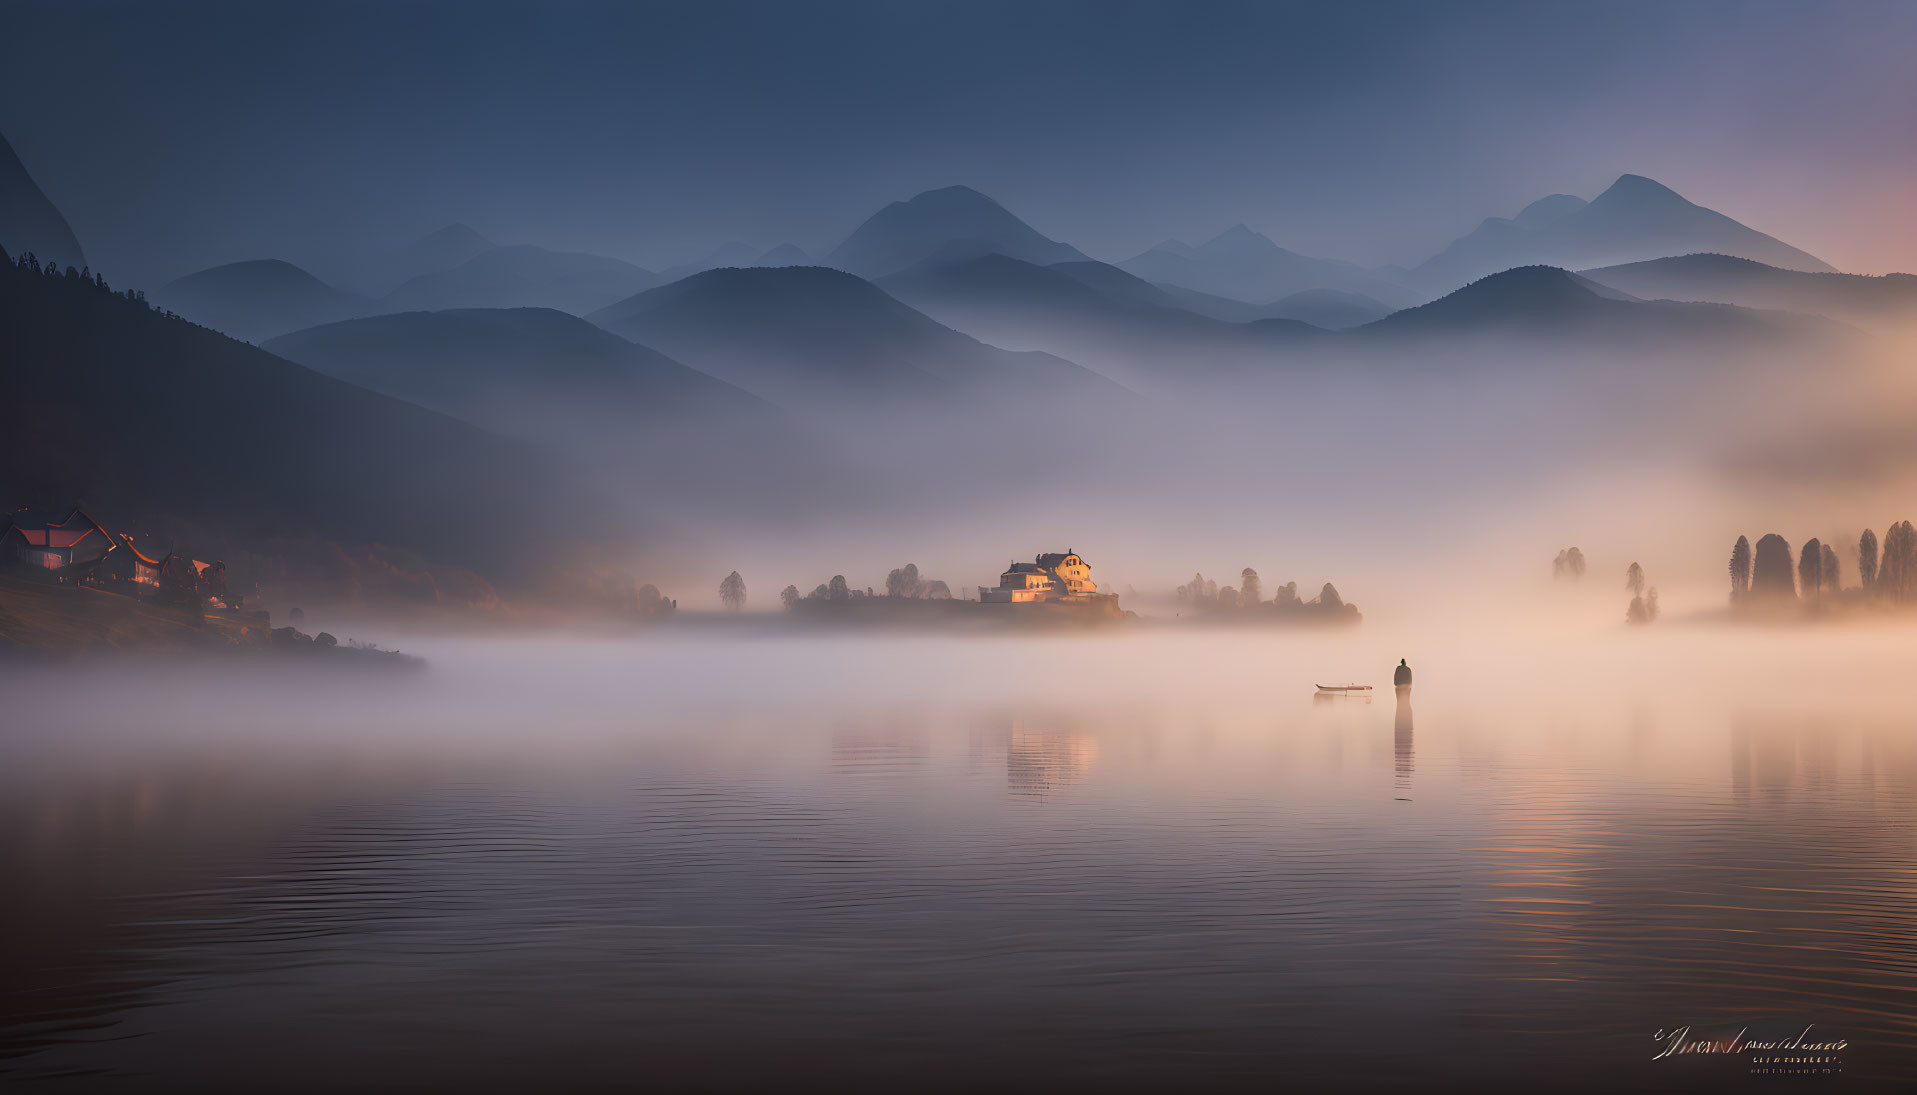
[264, 307, 764, 443]
[0, 131, 85, 270]
[399, 223, 495, 280]
[0, 255, 567, 575]
[386, 244, 661, 315]
[879, 252, 1320, 390]
[1119, 225, 1412, 309]
[152, 259, 371, 343]
[826, 186, 1090, 278]
[1264, 289, 1392, 330]
[654, 241, 816, 282]
[1580, 253, 1917, 328]
[153, 238, 670, 343]
[589, 264, 1117, 409]
[1411, 175, 1834, 294]
[1358, 264, 1837, 344]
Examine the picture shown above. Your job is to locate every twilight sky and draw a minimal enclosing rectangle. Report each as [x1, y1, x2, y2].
[3, 0, 1914, 286]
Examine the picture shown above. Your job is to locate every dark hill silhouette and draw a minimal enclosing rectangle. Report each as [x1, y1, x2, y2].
[400, 223, 495, 279]
[1580, 253, 1917, 327]
[386, 244, 660, 315]
[153, 259, 372, 342]
[0, 131, 85, 270]
[588, 264, 1116, 408]
[826, 186, 1089, 278]
[1265, 288, 1392, 329]
[265, 307, 765, 441]
[879, 252, 1322, 391]
[1119, 225, 1410, 308]
[0, 254, 571, 576]
[1359, 264, 1835, 343]
[1413, 175, 1834, 294]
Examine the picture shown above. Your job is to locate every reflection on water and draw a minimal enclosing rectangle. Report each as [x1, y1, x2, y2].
[1003, 720, 1097, 798]
[1394, 687, 1414, 795]
[1, 632, 1915, 1091]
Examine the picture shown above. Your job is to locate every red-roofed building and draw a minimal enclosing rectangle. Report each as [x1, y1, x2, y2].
[0, 507, 114, 576]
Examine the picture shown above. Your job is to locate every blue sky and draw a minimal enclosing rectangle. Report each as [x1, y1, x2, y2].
[4, 0, 1913, 284]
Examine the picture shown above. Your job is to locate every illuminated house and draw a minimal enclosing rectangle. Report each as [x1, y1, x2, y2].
[0, 507, 114, 575]
[97, 533, 170, 587]
[979, 551, 1110, 605]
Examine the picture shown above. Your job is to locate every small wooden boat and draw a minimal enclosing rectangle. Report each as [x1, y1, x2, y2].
[1315, 683, 1373, 693]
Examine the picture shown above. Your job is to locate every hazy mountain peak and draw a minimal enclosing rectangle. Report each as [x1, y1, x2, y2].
[401, 223, 495, 275]
[1462, 264, 1634, 303]
[1197, 224, 1281, 257]
[167, 257, 330, 289]
[1120, 223, 1404, 308]
[1595, 173, 1685, 204]
[152, 258, 369, 341]
[826, 185, 1088, 278]
[1145, 239, 1199, 259]
[900, 184, 1000, 211]
[413, 223, 492, 251]
[589, 262, 1111, 410]
[1513, 193, 1586, 229]
[1412, 174, 1834, 293]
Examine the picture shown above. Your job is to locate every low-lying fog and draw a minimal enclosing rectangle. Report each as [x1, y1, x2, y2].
[603, 321, 1917, 619]
[5, 627, 1916, 1088]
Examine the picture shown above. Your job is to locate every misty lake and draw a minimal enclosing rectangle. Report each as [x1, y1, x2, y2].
[2, 628, 1913, 1091]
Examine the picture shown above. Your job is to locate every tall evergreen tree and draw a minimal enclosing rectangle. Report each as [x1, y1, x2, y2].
[1820, 543, 1840, 596]
[1798, 539, 1823, 605]
[1883, 521, 1917, 600]
[1859, 529, 1879, 590]
[1625, 562, 1645, 599]
[719, 570, 746, 612]
[1729, 536, 1752, 603]
[1750, 534, 1796, 599]
[1240, 568, 1262, 605]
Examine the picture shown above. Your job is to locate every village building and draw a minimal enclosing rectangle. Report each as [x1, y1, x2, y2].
[979, 551, 1114, 606]
[0, 507, 114, 575]
[95, 533, 172, 588]
[3, 505, 234, 608]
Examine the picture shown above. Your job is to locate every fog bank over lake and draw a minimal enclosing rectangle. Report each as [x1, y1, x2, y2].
[4, 627, 1914, 1090]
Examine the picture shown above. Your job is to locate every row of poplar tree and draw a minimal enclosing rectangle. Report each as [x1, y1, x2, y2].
[1726, 523, 1917, 603]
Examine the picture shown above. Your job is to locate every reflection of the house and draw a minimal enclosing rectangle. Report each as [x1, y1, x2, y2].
[1000, 719, 1097, 797]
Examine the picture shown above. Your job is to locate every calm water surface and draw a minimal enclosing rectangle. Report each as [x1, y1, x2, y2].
[2, 629, 1912, 1091]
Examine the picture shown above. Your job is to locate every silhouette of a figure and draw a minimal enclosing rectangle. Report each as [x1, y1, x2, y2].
[1392, 660, 1414, 795]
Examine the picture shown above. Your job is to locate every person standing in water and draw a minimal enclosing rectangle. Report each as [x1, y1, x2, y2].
[1393, 659, 1412, 693]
